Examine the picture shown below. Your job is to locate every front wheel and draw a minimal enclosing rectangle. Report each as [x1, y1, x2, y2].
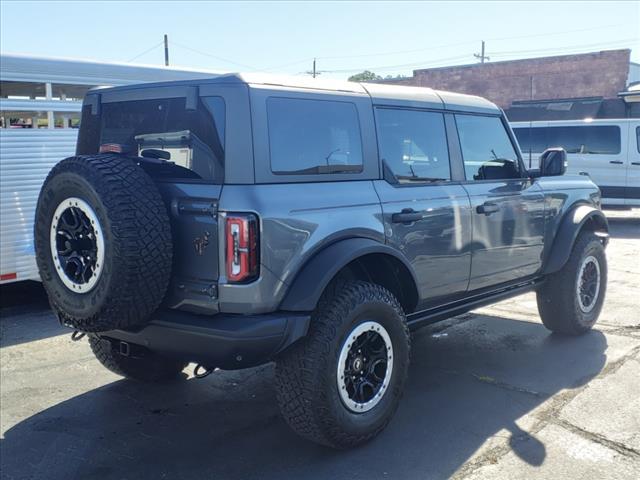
[537, 232, 607, 335]
[275, 281, 410, 449]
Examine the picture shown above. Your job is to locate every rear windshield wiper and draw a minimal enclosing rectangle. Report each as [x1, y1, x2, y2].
[279, 164, 363, 175]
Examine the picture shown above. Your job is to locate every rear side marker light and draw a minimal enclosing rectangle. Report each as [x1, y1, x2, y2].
[225, 213, 259, 283]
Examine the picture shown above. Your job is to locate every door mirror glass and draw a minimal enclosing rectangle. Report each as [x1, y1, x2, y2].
[539, 147, 567, 176]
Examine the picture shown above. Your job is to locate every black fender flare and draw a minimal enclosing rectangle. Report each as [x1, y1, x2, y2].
[542, 205, 609, 275]
[279, 238, 419, 312]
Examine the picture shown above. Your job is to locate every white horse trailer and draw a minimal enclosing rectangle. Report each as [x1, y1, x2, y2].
[0, 54, 219, 284]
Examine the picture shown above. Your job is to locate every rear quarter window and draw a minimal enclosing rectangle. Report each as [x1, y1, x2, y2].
[267, 97, 363, 175]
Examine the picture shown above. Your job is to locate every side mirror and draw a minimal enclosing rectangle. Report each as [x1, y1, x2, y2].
[539, 147, 567, 177]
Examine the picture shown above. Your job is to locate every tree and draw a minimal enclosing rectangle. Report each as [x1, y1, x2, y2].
[348, 70, 382, 82]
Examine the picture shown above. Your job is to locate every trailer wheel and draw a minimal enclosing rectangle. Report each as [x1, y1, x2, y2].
[34, 154, 172, 332]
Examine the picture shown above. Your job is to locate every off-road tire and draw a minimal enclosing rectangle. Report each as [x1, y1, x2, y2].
[34, 154, 172, 332]
[275, 281, 410, 449]
[89, 336, 186, 382]
[537, 232, 607, 335]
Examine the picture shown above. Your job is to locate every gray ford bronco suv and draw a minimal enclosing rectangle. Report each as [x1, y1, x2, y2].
[35, 74, 609, 449]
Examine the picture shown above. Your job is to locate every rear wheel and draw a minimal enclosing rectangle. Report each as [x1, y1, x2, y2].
[537, 232, 607, 335]
[275, 281, 410, 448]
[89, 336, 187, 382]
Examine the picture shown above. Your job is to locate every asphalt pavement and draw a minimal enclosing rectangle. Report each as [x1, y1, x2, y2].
[1, 209, 638, 480]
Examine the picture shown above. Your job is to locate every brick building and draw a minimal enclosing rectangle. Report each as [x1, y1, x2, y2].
[382, 49, 639, 120]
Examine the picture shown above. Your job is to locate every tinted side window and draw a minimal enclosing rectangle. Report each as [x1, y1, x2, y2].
[513, 126, 621, 155]
[636, 126, 639, 154]
[375, 108, 450, 183]
[267, 97, 363, 175]
[456, 115, 521, 181]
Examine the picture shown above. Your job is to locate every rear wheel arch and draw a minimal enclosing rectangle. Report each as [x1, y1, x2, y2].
[279, 238, 419, 314]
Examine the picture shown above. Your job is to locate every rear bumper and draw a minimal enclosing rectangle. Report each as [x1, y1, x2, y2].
[99, 309, 310, 370]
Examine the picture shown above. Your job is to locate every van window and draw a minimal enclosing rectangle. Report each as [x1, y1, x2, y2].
[375, 108, 450, 183]
[456, 114, 521, 181]
[513, 125, 621, 155]
[267, 97, 363, 175]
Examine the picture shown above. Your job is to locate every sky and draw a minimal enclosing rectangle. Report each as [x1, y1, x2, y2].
[1, 1, 639, 80]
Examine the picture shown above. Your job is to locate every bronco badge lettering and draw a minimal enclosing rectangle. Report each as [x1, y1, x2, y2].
[194, 231, 210, 256]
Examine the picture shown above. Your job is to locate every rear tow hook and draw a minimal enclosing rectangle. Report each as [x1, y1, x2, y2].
[193, 364, 216, 379]
[71, 330, 86, 342]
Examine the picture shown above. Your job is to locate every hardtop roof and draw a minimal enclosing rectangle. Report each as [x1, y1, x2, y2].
[91, 72, 500, 114]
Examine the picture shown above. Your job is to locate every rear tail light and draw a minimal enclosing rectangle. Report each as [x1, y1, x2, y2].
[225, 213, 259, 283]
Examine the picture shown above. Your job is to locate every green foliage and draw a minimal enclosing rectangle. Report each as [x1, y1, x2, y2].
[348, 70, 382, 82]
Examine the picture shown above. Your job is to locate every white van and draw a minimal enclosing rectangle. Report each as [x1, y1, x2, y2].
[511, 119, 640, 207]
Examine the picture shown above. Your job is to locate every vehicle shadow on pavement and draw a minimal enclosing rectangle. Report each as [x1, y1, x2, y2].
[0, 315, 607, 480]
[0, 282, 65, 348]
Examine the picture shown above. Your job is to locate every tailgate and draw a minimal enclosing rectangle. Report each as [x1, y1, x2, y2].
[157, 182, 222, 314]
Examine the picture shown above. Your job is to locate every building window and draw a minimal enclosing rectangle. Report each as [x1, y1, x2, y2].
[267, 97, 363, 175]
[375, 108, 450, 183]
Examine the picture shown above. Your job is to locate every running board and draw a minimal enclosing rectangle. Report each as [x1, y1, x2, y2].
[406, 278, 543, 331]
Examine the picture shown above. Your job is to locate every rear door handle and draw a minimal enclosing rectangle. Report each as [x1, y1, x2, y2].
[392, 208, 423, 224]
[476, 202, 500, 215]
[609, 161, 624, 164]
[631, 162, 640, 166]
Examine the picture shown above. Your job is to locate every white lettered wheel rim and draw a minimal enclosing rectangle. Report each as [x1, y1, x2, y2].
[50, 197, 105, 294]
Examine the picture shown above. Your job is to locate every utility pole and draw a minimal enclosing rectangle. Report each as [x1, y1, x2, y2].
[474, 40, 489, 64]
[164, 34, 169, 66]
[305, 58, 321, 78]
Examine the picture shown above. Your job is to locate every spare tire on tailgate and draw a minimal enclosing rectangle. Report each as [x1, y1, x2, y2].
[34, 154, 172, 332]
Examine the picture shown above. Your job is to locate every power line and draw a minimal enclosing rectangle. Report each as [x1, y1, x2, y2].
[490, 38, 639, 57]
[293, 23, 628, 63]
[327, 37, 638, 75]
[486, 23, 628, 42]
[127, 28, 637, 77]
[263, 57, 316, 72]
[318, 40, 477, 61]
[126, 41, 164, 63]
[322, 54, 472, 74]
[170, 40, 257, 70]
